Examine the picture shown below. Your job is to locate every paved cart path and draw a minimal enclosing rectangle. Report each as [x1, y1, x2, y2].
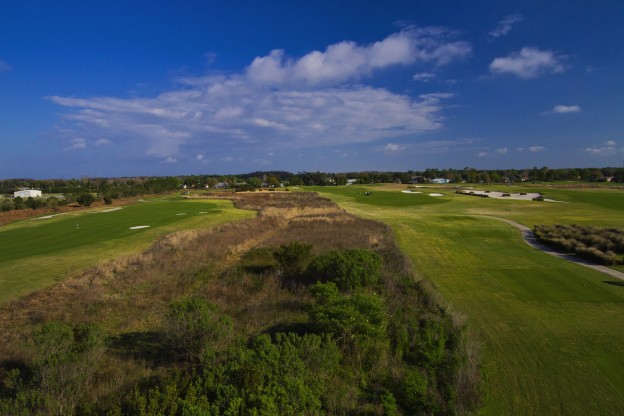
[481, 216, 624, 282]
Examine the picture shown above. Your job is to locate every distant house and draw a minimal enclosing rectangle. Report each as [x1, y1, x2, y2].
[213, 182, 228, 189]
[430, 178, 450, 184]
[346, 179, 358, 185]
[14, 189, 42, 198]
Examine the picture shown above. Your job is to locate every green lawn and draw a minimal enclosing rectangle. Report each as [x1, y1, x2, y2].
[0, 197, 254, 304]
[310, 184, 624, 416]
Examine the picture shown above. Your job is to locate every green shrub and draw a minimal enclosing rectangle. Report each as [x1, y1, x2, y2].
[164, 298, 233, 363]
[308, 249, 381, 291]
[273, 242, 313, 280]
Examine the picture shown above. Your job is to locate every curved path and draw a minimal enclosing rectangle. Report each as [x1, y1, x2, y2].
[480, 215, 624, 281]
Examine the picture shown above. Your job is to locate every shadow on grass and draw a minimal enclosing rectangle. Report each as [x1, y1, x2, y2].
[603, 281, 624, 287]
[108, 331, 172, 366]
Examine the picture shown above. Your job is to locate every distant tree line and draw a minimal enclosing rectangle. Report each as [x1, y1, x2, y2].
[2, 166, 623, 212]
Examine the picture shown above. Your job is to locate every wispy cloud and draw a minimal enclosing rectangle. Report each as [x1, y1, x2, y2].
[585, 141, 620, 156]
[383, 143, 407, 153]
[528, 146, 545, 152]
[413, 72, 436, 82]
[496, 147, 508, 154]
[0, 59, 12, 72]
[489, 47, 567, 78]
[541, 104, 581, 115]
[64, 138, 87, 151]
[488, 14, 523, 40]
[553, 105, 581, 114]
[47, 28, 466, 162]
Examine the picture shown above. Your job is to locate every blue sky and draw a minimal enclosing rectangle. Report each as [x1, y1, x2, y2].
[1, 0, 623, 178]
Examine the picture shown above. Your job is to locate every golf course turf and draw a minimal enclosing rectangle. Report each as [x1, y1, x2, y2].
[310, 184, 624, 415]
[0, 197, 254, 304]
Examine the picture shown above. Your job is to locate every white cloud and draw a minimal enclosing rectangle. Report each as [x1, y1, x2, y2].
[496, 147, 508, 154]
[164, 156, 177, 163]
[552, 105, 581, 114]
[0, 59, 12, 72]
[528, 146, 545, 152]
[196, 154, 204, 161]
[95, 138, 112, 146]
[585, 141, 620, 156]
[65, 138, 87, 151]
[413, 72, 436, 82]
[478, 152, 488, 157]
[246, 27, 471, 87]
[47, 29, 466, 162]
[488, 14, 523, 40]
[384, 143, 406, 152]
[489, 47, 567, 78]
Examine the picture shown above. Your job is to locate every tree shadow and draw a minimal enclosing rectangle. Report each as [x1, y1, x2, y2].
[108, 331, 172, 366]
[262, 321, 318, 337]
[603, 281, 624, 287]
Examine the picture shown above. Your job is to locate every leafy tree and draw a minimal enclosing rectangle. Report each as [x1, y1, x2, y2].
[13, 196, 24, 210]
[77, 193, 95, 207]
[1, 198, 13, 211]
[273, 242, 313, 281]
[308, 249, 381, 291]
[309, 282, 388, 343]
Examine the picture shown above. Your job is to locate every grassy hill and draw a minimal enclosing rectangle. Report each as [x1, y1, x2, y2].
[311, 184, 624, 415]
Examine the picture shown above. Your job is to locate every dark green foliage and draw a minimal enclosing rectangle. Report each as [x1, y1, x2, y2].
[273, 242, 313, 280]
[1, 199, 13, 211]
[164, 298, 233, 363]
[77, 193, 95, 207]
[534, 224, 624, 265]
[308, 249, 381, 291]
[103, 194, 113, 205]
[117, 333, 341, 415]
[0, 321, 106, 415]
[13, 196, 24, 210]
[309, 282, 388, 343]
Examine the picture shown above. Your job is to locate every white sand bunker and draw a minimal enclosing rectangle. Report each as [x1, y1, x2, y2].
[429, 193, 444, 197]
[100, 207, 122, 213]
[198, 211, 209, 214]
[129, 225, 150, 230]
[401, 190, 422, 194]
[176, 213, 187, 216]
[36, 214, 60, 220]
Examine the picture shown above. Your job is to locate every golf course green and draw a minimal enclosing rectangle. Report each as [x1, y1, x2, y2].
[310, 184, 624, 415]
[0, 197, 254, 304]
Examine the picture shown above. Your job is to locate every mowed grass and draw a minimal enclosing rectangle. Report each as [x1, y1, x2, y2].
[310, 184, 624, 415]
[0, 197, 254, 304]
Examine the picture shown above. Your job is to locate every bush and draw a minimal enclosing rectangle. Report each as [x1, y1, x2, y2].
[1, 199, 13, 211]
[77, 193, 95, 207]
[307, 249, 381, 291]
[164, 297, 233, 363]
[273, 242, 313, 281]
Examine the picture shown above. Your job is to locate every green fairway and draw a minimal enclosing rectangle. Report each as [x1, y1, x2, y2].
[310, 184, 624, 416]
[0, 197, 254, 304]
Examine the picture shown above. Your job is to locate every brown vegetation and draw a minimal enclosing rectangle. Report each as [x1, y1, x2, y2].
[0, 191, 480, 414]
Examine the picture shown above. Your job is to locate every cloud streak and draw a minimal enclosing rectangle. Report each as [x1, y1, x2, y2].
[489, 47, 567, 78]
[488, 14, 523, 40]
[47, 28, 465, 162]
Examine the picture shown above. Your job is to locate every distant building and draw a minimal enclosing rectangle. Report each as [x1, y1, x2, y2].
[430, 178, 450, 184]
[213, 182, 228, 189]
[346, 179, 358, 185]
[14, 189, 42, 198]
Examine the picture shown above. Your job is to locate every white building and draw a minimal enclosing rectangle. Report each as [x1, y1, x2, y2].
[14, 189, 42, 198]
